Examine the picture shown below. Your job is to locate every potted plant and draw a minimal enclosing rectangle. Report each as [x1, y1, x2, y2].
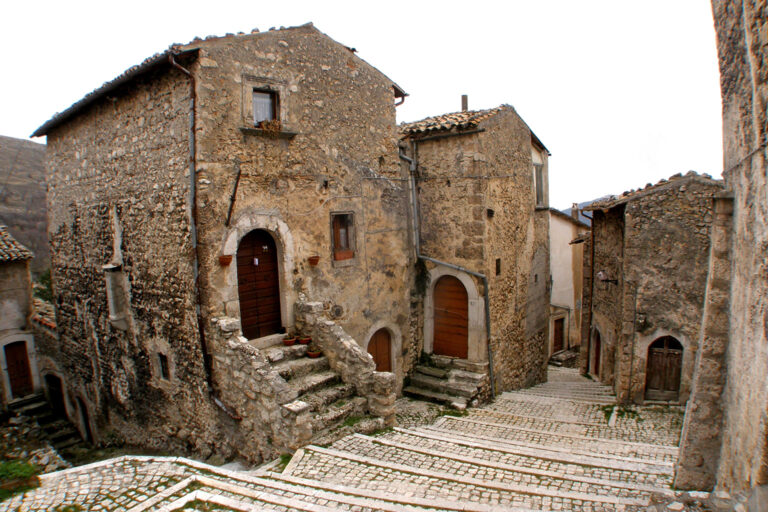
[283, 334, 297, 346]
[298, 335, 312, 345]
[306, 342, 322, 358]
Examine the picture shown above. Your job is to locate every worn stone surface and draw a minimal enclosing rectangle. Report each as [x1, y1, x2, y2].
[708, 0, 768, 494]
[583, 174, 723, 404]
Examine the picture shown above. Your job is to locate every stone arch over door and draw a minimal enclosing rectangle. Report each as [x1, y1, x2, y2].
[424, 266, 486, 363]
[636, 329, 692, 403]
[220, 211, 296, 338]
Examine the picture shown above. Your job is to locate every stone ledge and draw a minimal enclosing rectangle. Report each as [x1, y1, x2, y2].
[239, 126, 298, 139]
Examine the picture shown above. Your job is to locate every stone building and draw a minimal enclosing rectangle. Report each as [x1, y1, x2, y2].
[675, 0, 768, 496]
[579, 172, 723, 404]
[31, 24, 408, 462]
[31, 25, 550, 461]
[548, 207, 588, 359]
[0, 225, 41, 408]
[400, 104, 551, 404]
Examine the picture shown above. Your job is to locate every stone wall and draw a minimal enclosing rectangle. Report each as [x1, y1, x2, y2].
[0, 261, 32, 332]
[405, 107, 549, 392]
[709, 0, 768, 493]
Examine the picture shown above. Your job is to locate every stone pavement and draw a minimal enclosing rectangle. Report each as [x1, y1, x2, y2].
[2, 366, 724, 511]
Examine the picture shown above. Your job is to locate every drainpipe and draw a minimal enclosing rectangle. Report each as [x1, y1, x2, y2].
[399, 145, 496, 398]
[169, 54, 213, 391]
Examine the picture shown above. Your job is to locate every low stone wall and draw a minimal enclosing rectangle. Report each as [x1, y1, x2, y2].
[209, 318, 312, 461]
[294, 300, 396, 425]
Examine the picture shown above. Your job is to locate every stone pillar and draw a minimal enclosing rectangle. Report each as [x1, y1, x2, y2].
[579, 235, 593, 375]
[674, 194, 733, 490]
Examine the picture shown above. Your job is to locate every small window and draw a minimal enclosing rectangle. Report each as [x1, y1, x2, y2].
[332, 213, 355, 261]
[495, 258, 501, 276]
[158, 353, 170, 380]
[103, 264, 128, 330]
[253, 89, 278, 126]
[533, 163, 545, 206]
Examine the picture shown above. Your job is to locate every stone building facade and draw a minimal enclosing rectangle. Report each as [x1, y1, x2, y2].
[400, 106, 550, 398]
[675, 0, 768, 495]
[580, 173, 723, 405]
[0, 225, 41, 408]
[32, 25, 550, 461]
[32, 24, 408, 462]
[548, 207, 588, 358]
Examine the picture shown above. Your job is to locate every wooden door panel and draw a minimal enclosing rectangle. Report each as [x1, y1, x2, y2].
[645, 337, 683, 401]
[237, 230, 282, 340]
[368, 329, 392, 372]
[433, 276, 469, 359]
[5, 341, 33, 398]
[553, 318, 565, 353]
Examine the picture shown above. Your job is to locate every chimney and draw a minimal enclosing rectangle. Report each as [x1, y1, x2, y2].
[571, 203, 580, 220]
[461, 94, 468, 111]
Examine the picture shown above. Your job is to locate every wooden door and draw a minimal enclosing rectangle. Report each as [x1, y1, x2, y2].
[367, 329, 392, 372]
[553, 318, 565, 353]
[645, 336, 683, 401]
[433, 276, 469, 359]
[237, 230, 282, 340]
[5, 341, 33, 398]
[593, 331, 601, 376]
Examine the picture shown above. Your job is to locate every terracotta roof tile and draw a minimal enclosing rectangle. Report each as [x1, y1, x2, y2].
[400, 106, 509, 136]
[0, 225, 33, 263]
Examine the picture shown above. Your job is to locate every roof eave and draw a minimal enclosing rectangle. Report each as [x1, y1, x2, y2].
[32, 49, 199, 138]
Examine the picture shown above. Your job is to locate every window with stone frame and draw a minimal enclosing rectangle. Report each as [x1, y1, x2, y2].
[103, 264, 129, 330]
[158, 353, 170, 380]
[252, 88, 278, 127]
[331, 212, 355, 261]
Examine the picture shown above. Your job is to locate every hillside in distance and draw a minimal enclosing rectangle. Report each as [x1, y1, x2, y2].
[0, 135, 49, 275]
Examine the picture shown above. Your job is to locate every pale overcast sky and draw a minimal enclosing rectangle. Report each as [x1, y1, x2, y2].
[1, 0, 722, 209]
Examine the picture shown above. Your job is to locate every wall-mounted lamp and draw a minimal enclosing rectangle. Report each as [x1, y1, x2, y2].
[596, 270, 618, 284]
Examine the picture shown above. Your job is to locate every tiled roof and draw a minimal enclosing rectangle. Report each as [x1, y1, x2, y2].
[0, 225, 33, 263]
[32, 298, 57, 330]
[582, 171, 724, 211]
[400, 106, 509, 136]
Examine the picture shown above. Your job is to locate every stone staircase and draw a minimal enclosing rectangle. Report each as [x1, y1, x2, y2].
[10, 366, 706, 511]
[8, 393, 85, 453]
[403, 355, 488, 409]
[261, 342, 383, 444]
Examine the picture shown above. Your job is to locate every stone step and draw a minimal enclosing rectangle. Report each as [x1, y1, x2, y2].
[426, 416, 679, 464]
[513, 390, 616, 404]
[289, 370, 341, 396]
[402, 386, 468, 409]
[330, 434, 674, 500]
[429, 355, 488, 374]
[466, 409, 680, 446]
[309, 415, 385, 447]
[283, 445, 651, 510]
[414, 365, 448, 379]
[493, 393, 614, 422]
[310, 396, 367, 433]
[384, 427, 673, 487]
[449, 368, 486, 384]
[409, 372, 478, 398]
[263, 343, 308, 363]
[10, 396, 49, 416]
[299, 383, 356, 413]
[273, 355, 330, 381]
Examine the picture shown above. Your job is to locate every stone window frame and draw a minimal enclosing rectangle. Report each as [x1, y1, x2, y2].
[241, 75, 289, 130]
[330, 211, 357, 268]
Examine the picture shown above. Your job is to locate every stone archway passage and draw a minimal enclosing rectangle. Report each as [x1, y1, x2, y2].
[433, 275, 469, 359]
[645, 336, 683, 401]
[368, 329, 392, 372]
[5, 341, 33, 399]
[237, 230, 282, 340]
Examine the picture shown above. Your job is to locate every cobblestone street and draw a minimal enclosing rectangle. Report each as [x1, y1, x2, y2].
[1, 367, 731, 511]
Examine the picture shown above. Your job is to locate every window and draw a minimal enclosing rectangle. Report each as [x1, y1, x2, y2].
[252, 89, 278, 126]
[158, 353, 170, 380]
[533, 163, 545, 206]
[495, 258, 501, 276]
[103, 264, 128, 330]
[331, 213, 355, 261]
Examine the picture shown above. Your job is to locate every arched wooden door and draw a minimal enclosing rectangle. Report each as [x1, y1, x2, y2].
[645, 336, 683, 401]
[5, 341, 33, 398]
[433, 276, 469, 359]
[367, 329, 392, 372]
[237, 230, 282, 340]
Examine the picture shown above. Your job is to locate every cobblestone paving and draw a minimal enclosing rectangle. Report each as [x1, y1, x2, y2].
[3, 367, 696, 511]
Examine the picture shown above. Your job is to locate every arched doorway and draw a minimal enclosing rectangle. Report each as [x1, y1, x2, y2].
[367, 329, 392, 372]
[4, 341, 33, 399]
[591, 329, 602, 377]
[645, 336, 683, 401]
[237, 230, 282, 339]
[433, 275, 469, 359]
[44, 374, 66, 417]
